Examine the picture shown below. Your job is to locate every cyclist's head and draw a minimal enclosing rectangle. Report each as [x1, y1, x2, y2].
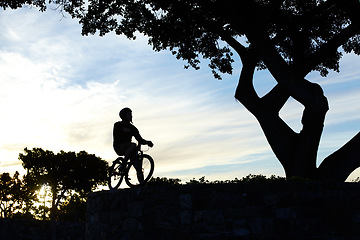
[119, 107, 132, 122]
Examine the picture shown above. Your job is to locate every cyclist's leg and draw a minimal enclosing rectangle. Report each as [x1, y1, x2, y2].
[124, 143, 136, 162]
[115, 142, 136, 159]
[136, 158, 144, 183]
[130, 152, 144, 183]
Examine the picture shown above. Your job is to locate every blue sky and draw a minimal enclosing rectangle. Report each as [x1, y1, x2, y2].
[0, 7, 359, 182]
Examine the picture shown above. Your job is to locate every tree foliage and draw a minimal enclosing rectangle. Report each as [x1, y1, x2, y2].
[4, 0, 357, 79]
[76, 0, 360, 78]
[19, 147, 108, 220]
[0, 171, 36, 218]
[0, 172, 22, 218]
[57, 193, 87, 222]
[148, 176, 182, 185]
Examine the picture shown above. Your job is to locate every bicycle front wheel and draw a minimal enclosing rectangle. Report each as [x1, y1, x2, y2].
[108, 157, 125, 189]
[125, 154, 154, 187]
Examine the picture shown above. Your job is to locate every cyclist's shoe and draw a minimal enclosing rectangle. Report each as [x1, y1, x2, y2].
[114, 157, 123, 164]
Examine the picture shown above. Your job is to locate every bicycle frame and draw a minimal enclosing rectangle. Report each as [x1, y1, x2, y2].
[108, 143, 154, 189]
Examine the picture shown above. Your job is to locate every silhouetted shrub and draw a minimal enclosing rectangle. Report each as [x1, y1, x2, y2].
[147, 177, 182, 186]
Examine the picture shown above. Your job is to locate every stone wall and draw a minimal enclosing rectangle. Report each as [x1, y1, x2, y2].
[0, 219, 85, 240]
[86, 182, 360, 240]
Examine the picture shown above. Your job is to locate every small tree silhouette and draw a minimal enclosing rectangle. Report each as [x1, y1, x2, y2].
[19, 147, 108, 220]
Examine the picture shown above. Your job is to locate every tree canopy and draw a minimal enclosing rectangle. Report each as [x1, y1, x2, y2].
[4, 0, 358, 79]
[0, 171, 35, 218]
[19, 147, 108, 220]
[73, 0, 360, 78]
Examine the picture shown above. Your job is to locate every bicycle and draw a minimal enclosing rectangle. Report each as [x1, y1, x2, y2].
[108, 144, 154, 189]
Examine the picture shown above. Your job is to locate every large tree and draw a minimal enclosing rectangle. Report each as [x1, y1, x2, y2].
[19, 148, 108, 220]
[3, 0, 360, 181]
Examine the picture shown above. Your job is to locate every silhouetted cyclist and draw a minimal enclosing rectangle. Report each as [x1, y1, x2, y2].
[113, 108, 153, 182]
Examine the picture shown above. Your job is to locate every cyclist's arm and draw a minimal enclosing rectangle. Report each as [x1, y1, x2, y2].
[137, 137, 153, 147]
[133, 126, 153, 146]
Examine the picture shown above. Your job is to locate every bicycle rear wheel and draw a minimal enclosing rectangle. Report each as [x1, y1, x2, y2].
[125, 154, 154, 187]
[108, 157, 125, 189]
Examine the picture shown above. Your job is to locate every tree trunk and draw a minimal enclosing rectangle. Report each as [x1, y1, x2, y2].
[229, 34, 360, 181]
[234, 59, 329, 179]
[318, 132, 360, 181]
[51, 187, 57, 221]
[219, 1, 359, 182]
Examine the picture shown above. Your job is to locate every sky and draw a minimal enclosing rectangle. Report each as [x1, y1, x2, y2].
[0, 6, 359, 183]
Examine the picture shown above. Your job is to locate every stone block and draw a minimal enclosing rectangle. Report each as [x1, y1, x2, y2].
[180, 210, 192, 225]
[276, 207, 295, 219]
[204, 210, 224, 225]
[128, 201, 143, 217]
[122, 218, 141, 231]
[191, 188, 215, 209]
[224, 208, 247, 219]
[249, 217, 274, 235]
[179, 193, 192, 209]
[232, 227, 251, 236]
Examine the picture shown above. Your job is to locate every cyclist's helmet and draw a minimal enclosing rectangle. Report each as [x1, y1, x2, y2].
[119, 107, 132, 120]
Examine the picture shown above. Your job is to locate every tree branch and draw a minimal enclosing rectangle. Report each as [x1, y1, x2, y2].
[298, 22, 360, 77]
[55, 189, 67, 209]
[261, 84, 290, 114]
[233, 55, 261, 116]
[318, 132, 360, 181]
[220, 31, 249, 62]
